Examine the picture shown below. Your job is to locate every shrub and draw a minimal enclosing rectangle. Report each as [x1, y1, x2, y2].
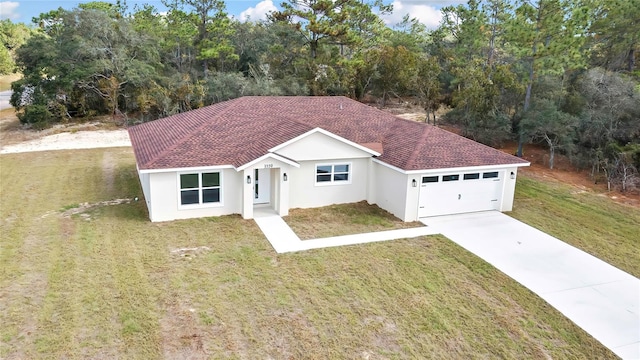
[17, 104, 53, 128]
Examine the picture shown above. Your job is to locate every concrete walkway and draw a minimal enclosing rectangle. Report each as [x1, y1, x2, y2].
[421, 211, 640, 360]
[253, 208, 301, 253]
[253, 207, 437, 253]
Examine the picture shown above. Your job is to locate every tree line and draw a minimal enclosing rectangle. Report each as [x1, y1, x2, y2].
[2, 0, 639, 191]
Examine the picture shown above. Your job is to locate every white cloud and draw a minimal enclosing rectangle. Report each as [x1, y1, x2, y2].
[238, 0, 277, 22]
[0, 1, 20, 20]
[381, 1, 443, 29]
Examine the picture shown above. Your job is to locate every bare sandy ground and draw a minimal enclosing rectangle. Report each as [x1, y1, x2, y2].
[0, 130, 131, 154]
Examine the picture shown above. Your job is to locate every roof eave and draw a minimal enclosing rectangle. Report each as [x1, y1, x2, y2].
[373, 158, 530, 175]
[236, 152, 301, 171]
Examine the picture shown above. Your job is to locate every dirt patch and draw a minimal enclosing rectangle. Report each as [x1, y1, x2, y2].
[0, 109, 128, 152]
[170, 246, 211, 259]
[396, 112, 427, 122]
[159, 298, 220, 359]
[0, 130, 131, 154]
[158, 244, 231, 359]
[39, 199, 134, 221]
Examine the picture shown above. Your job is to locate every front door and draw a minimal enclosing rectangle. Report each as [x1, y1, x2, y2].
[253, 168, 271, 204]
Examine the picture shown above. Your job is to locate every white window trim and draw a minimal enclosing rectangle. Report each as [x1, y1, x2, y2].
[177, 171, 224, 209]
[315, 162, 353, 186]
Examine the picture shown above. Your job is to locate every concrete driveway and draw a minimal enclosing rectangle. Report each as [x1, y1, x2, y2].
[421, 211, 639, 359]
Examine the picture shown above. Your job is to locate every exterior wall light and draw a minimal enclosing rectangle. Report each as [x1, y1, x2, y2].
[247, 175, 252, 184]
[510, 171, 515, 179]
[283, 173, 288, 181]
[412, 179, 417, 187]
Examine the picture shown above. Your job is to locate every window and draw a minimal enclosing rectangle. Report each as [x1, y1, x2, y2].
[179, 172, 221, 206]
[442, 174, 459, 182]
[316, 163, 350, 184]
[464, 173, 480, 180]
[422, 176, 439, 183]
[483, 171, 499, 179]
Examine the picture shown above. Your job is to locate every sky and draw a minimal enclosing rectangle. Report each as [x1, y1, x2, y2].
[0, 0, 464, 29]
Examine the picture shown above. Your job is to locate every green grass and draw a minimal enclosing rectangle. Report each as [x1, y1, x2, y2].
[1, 148, 631, 359]
[285, 201, 423, 239]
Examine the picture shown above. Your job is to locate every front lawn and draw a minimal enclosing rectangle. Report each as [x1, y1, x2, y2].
[1, 148, 629, 359]
[284, 201, 423, 239]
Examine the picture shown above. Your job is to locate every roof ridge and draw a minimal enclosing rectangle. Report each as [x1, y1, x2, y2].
[403, 123, 433, 169]
[143, 99, 239, 169]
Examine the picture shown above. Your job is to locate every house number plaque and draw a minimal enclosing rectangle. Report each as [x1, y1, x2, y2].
[264, 164, 273, 168]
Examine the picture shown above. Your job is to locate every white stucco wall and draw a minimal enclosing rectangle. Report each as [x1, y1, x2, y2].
[274, 131, 374, 161]
[147, 168, 242, 222]
[370, 161, 411, 221]
[139, 161, 524, 222]
[403, 175, 422, 222]
[288, 158, 369, 209]
[499, 167, 519, 211]
[138, 171, 152, 219]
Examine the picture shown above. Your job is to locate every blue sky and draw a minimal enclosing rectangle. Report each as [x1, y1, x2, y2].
[0, 0, 464, 28]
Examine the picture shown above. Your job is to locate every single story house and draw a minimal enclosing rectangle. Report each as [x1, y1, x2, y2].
[128, 96, 530, 222]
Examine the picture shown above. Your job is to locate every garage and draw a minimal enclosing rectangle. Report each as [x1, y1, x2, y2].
[418, 170, 503, 217]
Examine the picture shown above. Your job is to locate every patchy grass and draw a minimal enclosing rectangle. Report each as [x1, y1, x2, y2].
[512, 175, 640, 278]
[0, 148, 627, 359]
[285, 201, 423, 239]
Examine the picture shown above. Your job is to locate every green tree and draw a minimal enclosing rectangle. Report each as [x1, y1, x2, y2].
[520, 98, 578, 169]
[271, 0, 391, 59]
[386, 15, 429, 53]
[0, 47, 12, 74]
[483, 0, 511, 69]
[506, 0, 589, 156]
[588, 0, 640, 72]
[78, 1, 127, 17]
[574, 68, 640, 183]
[0, 20, 33, 74]
[369, 45, 417, 106]
[446, 60, 516, 147]
[183, 0, 238, 76]
[12, 7, 162, 125]
[414, 55, 441, 124]
[440, 0, 488, 62]
[160, 1, 199, 73]
[32, 8, 66, 37]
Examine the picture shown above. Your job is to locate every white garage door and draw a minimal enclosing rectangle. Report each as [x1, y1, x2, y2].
[418, 171, 502, 218]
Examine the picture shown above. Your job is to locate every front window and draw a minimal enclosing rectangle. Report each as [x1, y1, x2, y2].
[180, 172, 221, 206]
[316, 163, 350, 184]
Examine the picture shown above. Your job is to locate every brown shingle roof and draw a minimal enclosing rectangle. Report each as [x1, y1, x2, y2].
[128, 96, 528, 171]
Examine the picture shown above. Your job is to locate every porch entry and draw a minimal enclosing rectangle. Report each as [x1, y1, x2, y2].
[253, 168, 271, 204]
